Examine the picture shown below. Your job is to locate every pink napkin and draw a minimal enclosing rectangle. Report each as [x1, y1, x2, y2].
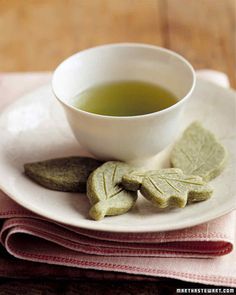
[0, 72, 235, 287]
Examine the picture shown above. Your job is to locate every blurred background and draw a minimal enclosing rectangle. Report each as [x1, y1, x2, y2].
[0, 0, 235, 87]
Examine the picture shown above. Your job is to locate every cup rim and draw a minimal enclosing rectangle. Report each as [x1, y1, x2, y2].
[52, 43, 196, 120]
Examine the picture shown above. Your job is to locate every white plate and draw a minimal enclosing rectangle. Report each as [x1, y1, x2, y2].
[0, 78, 235, 232]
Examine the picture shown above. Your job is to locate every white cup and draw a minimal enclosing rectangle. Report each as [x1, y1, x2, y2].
[52, 43, 195, 162]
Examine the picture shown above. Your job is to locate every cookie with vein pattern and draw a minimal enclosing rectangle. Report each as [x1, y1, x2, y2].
[170, 122, 227, 181]
[87, 161, 137, 220]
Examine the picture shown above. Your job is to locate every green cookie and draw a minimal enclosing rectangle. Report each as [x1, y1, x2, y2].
[140, 168, 213, 208]
[171, 122, 228, 181]
[87, 161, 138, 220]
[24, 156, 103, 192]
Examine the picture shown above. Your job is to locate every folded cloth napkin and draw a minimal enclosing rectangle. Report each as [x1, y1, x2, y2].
[0, 72, 235, 287]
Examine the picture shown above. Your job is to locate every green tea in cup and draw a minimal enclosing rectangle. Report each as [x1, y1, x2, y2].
[72, 80, 178, 116]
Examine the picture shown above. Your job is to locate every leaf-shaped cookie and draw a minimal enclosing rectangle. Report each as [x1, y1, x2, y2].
[24, 157, 103, 192]
[87, 161, 138, 220]
[140, 168, 213, 208]
[170, 122, 227, 181]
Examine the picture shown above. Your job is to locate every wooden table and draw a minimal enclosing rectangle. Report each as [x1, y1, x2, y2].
[0, 1, 235, 293]
[0, 0, 235, 87]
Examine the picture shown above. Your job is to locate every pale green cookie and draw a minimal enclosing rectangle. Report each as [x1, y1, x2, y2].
[140, 168, 213, 208]
[24, 156, 103, 193]
[170, 122, 227, 181]
[87, 161, 138, 220]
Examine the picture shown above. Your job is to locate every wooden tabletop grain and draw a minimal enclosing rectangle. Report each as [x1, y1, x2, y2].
[0, 0, 235, 87]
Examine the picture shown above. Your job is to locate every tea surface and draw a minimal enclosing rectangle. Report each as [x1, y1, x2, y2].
[72, 81, 178, 116]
